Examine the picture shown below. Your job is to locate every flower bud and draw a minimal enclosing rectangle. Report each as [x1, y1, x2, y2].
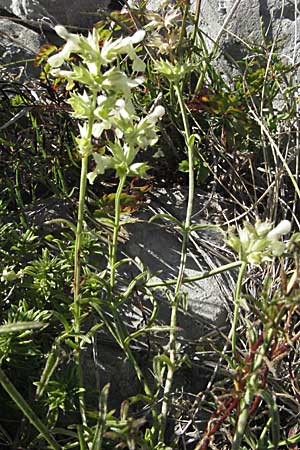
[267, 220, 291, 240]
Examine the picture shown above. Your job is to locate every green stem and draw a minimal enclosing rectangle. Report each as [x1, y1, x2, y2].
[73, 153, 89, 430]
[230, 261, 247, 361]
[110, 174, 126, 289]
[177, 0, 190, 59]
[107, 176, 155, 409]
[193, 0, 242, 97]
[158, 82, 194, 443]
[232, 328, 273, 450]
[73, 95, 97, 430]
[146, 260, 241, 288]
[0, 367, 61, 450]
[74, 154, 89, 330]
[191, 0, 202, 49]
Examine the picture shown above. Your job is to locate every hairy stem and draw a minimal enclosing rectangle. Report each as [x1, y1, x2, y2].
[158, 81, 194, 442]
[73, 95, 97, 429]
[110, 174, 126, 289]
[146, 260, 241, 288]
[231, 260, 247, 361]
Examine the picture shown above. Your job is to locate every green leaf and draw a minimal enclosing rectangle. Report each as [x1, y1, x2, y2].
[178, 159, 189, 173]
[187, 134, 195, 148]
[91, 384, 110, 450]
[36, 341, 61, 398]
[149, 213, 183, 229]
[0, 322, 45, 334]
[0, 368, 61, 450]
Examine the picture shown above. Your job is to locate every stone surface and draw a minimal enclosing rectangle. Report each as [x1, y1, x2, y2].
[0, 18, 42, 78]
[0, 0, 114, 79]
[122, 187, 234, 338]
[199, 0, 300, 76]
[0, 0, 110, 28]
[83, 187, 236, 407]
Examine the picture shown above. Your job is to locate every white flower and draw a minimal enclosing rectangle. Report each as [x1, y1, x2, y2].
[1, 267, 20, 282]
[87, 153, 117, 184]
[115, 99, 131, 120]
[101, 29, 146, 69]
[226, 218, 292, 265]
[102, 68, 132, 94]
[48, 26, 81, 68]
[255, 220, 272, 236]
[92, 121, 111, 139]
[55, 25, 70, 40]
[123, 104, 165, 149]
[131, 29, 146, 44]
[78, 122, 89, 139]
[149, 105, 165, 120]
[267, 220, 291, 240]
[164, 7, 181, 29]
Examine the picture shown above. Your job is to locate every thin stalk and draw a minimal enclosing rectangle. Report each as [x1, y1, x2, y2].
[177, 0, 190, 59]
[74, 154, 89, 328]
[250, 110, 300, 201]
[73, 94, 97, 430]
[105, 175, 157, 423]
[232, 328, 273, 450]
[93, 304, 154, 399]
[146, 260, 241, 288]
[77, 425, 87, 450]
[193, 0, 242, 97]
[191, 0, 202, 48]
[158, 81, 194, 443]
[110, 174, 126, 289]
[230, 260, 247, 361]
[124, 344, 153, 397]
[0, 367, 61, 450]
[15, 166, 27, 228]
[73, 152, 89, 430]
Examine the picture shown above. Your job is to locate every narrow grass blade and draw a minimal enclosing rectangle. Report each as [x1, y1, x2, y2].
[91, 383, 110, 450]
[36, 341, 61, 398]
[0, 368, 61, 450]
[77, 425, 87, 450]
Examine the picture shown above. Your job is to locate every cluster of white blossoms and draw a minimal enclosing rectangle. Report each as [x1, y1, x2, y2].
[48, 25, 165, 182]
[226, 219, 292, 265]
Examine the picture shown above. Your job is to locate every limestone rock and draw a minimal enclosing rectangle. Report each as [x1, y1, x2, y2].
[199, 0, 300, 75]
[0, 0, 112, 28]
[0, 18, 42, 78]
[83, 187, 236, 407]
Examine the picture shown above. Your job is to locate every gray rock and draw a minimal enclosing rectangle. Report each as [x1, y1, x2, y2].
[199, 0, 300, 75]
[84, 187, 236, 407]
[0, 0, 112, 28]
[0, 18, 42, 78]
[23, 197, 74, 232]
[0, 0, 115, 79]
[122, 188, 234, 338]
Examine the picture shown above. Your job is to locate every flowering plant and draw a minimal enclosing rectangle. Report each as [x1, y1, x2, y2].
[48, 25, 164, 181]
[45, 25, 165, 434]
[226, 219, 291, 265]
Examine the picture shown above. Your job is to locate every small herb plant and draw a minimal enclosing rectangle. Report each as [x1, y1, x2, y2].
[0, 1, 300, 449]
